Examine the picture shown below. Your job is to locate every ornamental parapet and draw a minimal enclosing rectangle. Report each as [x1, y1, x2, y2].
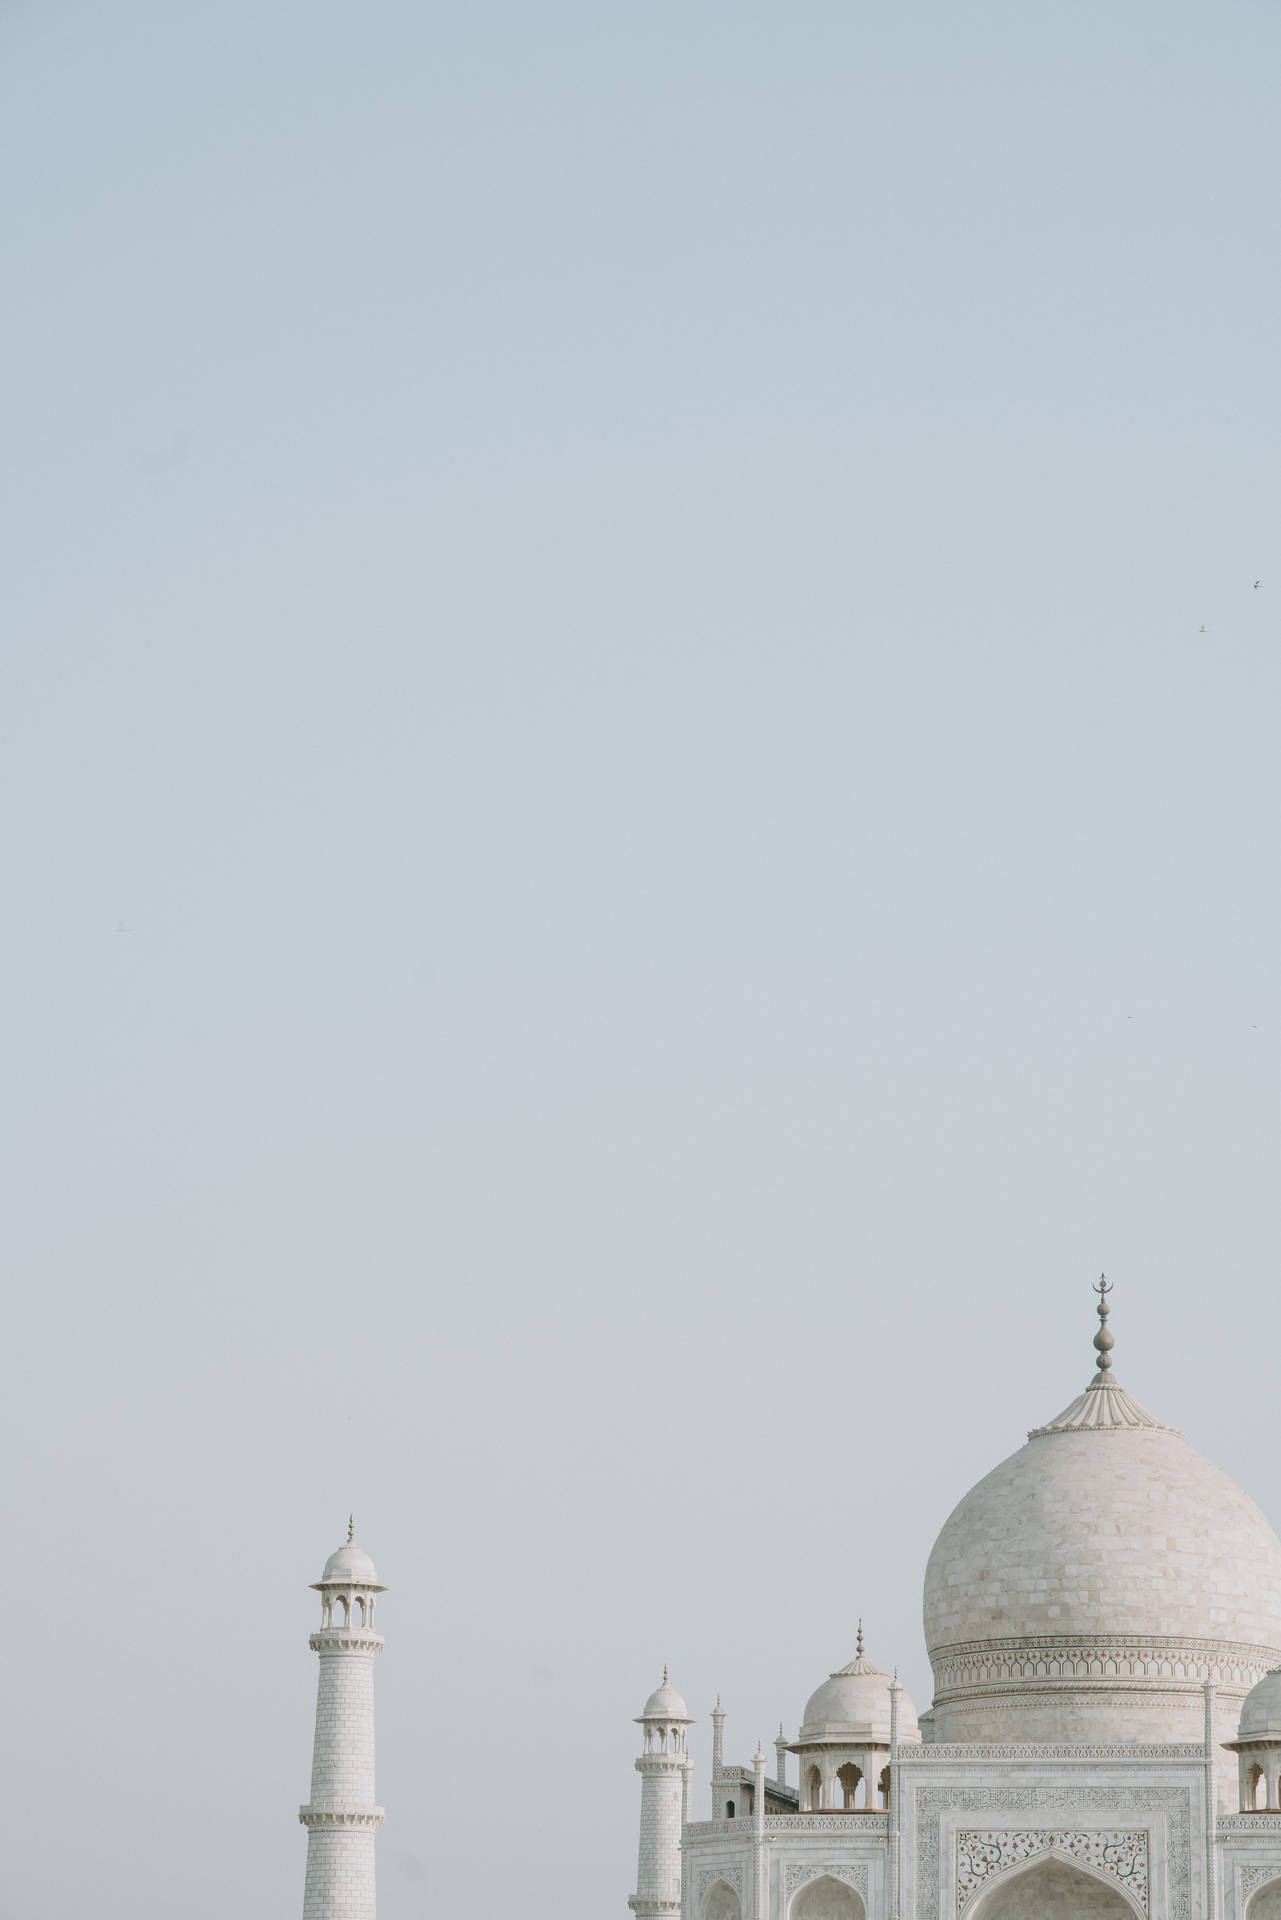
[299, 1805, 385, 1829]
[307, 1629, 385, 1655]
[765, 1813, 888, 1834]
[1220, 1814, 1281, 1831]
[685, 1814, 888, 1839]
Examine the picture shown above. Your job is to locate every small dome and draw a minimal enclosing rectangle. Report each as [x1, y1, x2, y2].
[1238, 1670, 1281, 1743]
[638, 1668, 692, 1723]
[798, 1653, 920, 1745]
[313, 1524, 384, 1590]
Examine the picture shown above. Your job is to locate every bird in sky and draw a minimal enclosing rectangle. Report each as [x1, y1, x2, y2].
[1254, 579, 1261, 589]
[1199, 624, 1207, 633]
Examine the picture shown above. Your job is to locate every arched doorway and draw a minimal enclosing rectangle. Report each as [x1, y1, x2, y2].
[702, 1882, 741, 1920]
[1248, 1882, 1281, 1919]
[790, 1874, 865, 1920]
[969, 1853, 1141, 1918]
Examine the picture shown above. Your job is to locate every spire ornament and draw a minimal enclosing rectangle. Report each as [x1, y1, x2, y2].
[856, 1619, 865, 1660]
[347, 1514, 355, 1545]
[1093, 1275, 1114, 1375]
[1028, 1272, 1178, 1435]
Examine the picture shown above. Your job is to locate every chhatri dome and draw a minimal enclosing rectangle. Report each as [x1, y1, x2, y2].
[798, 1626, 921, 1745]
[639, 1667, 693, 1725]
[313, 1516, 385, 1591]
[923, 1279, 1281, 1747]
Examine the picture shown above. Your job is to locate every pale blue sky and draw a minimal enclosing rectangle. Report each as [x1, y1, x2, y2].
[3, 3, 1280, 1916]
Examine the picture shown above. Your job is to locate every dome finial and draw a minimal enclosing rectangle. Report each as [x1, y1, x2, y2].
[856, 1618, 864, 1659]
[662, 1663, 669, 1687]
[347, 1513, 355, 1546]
[1093, 1274, 1114, 1375]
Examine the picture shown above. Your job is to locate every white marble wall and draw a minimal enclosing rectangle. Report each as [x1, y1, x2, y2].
[300, 1614, 384, 1920]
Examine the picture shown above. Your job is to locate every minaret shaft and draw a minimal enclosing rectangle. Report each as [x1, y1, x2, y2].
[300, 1531, 386, 1920]
[630, 1672, 693, 1919]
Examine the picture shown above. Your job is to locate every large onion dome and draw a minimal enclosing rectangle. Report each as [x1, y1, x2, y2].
[922, 1282, 1281, 1751]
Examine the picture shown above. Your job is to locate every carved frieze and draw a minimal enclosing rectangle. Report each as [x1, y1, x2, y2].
[901, 1743, 1205, 1763]
[956, 1829, 1148, 1914]
[783, 1862, 870, 1901]
[930, 1636, 1278, 1695]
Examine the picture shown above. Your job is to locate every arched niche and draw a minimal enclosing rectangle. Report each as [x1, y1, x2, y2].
[789, 1874, 865, 1920]
[969, 1852, 1143, 1918]
[1248, 1881, 1281, 1919]
[702, 1882, 741, 1920]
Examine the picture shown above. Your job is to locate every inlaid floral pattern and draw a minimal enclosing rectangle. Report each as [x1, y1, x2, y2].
[956, 1828, 1148, 1913]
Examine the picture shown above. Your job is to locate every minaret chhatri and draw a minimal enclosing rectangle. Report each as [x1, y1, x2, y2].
[299, 1519, 386, 1920]
[629, 1667, 693, 1920]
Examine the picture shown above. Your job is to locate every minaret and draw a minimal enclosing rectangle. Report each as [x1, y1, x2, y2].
[630, 1668, 694, 1920]
[299, 1519, 386, 1920]
[753, 1744, 768, 1920]
[775, 1722, 788, 1790]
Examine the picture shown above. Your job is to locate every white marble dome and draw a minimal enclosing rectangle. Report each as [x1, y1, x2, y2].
[799, 1652, 920, 1745]
[923, 1364, 1281, 1744]
[639, 1670, 691, 1723]
[316, 1539, 383, 1588]
[1238, 1669, 1281, 1742]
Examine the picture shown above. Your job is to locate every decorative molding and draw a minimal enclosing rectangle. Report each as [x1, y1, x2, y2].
[929, 1637, 1278, 1696]
[298, 1805, 384, 1829]
[308, 1629, 384, 1655]
[686, 1814, 889, 1839]
[956, 1828, 1148, 1914]
[903, 1743, 1205, 1764]
[911, 1786, 1189, 1920]
[784, 1862, 870, 1903]
[766, 1814, 888, 1834]
[1222, 1815, 1281, 1832]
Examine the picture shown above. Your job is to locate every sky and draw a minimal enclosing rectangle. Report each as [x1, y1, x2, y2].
[2, 1, 1280, 1915]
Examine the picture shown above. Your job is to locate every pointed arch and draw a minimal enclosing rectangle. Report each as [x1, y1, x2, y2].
[789, 1874, 865, 1920]
[835, 1762, 862, 1809]
[968, 1849, 1144, 1918]
[702, 1881, 742, 1920]
[1247, 1879, 1281, 1919]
